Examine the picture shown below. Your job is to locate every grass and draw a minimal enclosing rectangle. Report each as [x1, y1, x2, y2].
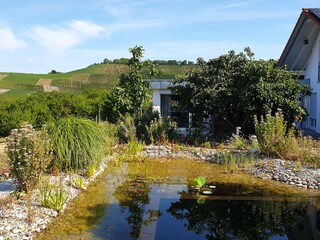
[48, 118, 110, 171]
[0, 64, 195, 98]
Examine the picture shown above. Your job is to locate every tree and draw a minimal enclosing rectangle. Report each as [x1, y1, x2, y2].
[172, 48, 310, 135]
[104, 46, 160, 122]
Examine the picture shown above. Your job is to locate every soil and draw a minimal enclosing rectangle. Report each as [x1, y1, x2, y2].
[36, 78, 52, 86]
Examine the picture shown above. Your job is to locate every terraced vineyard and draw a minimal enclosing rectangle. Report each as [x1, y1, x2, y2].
[0, 64, 195, 98]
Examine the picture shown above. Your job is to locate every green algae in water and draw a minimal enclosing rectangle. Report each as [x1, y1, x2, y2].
[35, 158, 320, 240]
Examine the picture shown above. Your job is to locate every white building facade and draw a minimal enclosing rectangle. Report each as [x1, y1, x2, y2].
[278, 8, 320, 134]
[146, 79, 192, 135]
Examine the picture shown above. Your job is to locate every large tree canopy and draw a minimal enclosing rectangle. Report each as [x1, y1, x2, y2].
[172, 48, 310, 135]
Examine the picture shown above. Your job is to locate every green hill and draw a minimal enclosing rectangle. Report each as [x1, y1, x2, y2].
[0, 64, 195, 98]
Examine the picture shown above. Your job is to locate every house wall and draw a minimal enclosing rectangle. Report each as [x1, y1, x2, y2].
[152, 89, 171, 113]
[302, 31, 320, 133]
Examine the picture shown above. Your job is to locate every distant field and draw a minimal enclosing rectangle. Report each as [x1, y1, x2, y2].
[0, 64, 195, 98]
[0, 74, 8, 81]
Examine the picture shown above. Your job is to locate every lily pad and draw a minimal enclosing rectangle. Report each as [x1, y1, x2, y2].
[197, 198, 206, 204]
[202, 190, 213, 195]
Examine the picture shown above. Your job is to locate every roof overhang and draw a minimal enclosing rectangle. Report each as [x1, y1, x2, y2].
[278, 8, 320, 71]
[145, 79, 173, 90]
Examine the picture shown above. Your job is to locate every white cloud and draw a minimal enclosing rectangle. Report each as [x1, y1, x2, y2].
[70, 20, 105, 36]
[107, 19, 163, 32]
[30, 20, 105, 52]
[0, 28, 27, 50]
[31, 26, 80, 52]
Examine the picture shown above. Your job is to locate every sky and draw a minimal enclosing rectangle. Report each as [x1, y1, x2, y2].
[0, 0, 320, 73]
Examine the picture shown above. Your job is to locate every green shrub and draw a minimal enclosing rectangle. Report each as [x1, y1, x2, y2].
[117, 113, 137, 143]
[229, 134, 250, 150]
[135, 104, 159, 143]
[254, 109, 294, 158]
[48, 117, 108, 171]
[101, 121, 118, 155]
[5, 123, 52, 192]
[126, 139, 143, 156]
[147, 117, 178, 144]
[185, 128, 211, 147]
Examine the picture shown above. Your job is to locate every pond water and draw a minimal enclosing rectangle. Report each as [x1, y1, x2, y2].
[36, 158, 320, 240]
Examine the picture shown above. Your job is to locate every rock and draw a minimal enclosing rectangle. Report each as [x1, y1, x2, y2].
[251, 148, 259, 154]
[12, 228, 20, 234]
[5, 226, 12, 231]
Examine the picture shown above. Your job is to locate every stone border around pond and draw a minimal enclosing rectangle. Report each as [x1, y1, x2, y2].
[1, 145, 320, 239]
[0, 156, 111, 240]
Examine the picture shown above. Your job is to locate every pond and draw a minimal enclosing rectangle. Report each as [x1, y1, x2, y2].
[36, 158, 320, 240]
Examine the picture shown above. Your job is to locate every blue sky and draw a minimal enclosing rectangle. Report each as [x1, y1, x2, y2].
[0, 0, 319, 73]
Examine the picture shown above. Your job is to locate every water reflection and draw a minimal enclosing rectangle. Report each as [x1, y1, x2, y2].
[165, 187, 320, 240]
[36, 159, 320, 240]
[114, 177, 151, 239]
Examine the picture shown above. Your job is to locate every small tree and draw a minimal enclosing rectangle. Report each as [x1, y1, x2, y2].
[104, 46, 160, 123]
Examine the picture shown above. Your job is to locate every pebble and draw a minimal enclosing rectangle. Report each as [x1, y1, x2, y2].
[0, 157, 112, 240]
[12, 228, 20, 234]
[250, 158, 320, 190]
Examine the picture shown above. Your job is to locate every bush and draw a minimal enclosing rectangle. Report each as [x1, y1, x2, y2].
[254, 109, 293, 158]
[254, 109, 317, 161]
[5, 123, 52, 192]
[135, 105, 159, 143]
[147, 117, 178, 144]
[117, 113, 137, 143]
[185, 128, 211, 147]
[48, 117, 108, 171]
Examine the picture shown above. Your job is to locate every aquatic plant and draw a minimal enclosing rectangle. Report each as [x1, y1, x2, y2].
[193, 176, 206, 188]
[197, 198, 206, 204]
[38, 177, 53, 206]
[47, 182, 69, 213]
[85, 164, 97, 177]
[74, 176, 85, 189]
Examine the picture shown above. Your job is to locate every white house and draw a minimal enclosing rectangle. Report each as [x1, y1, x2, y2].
[278, 8, 320, 134]
[146, 79, 192, 135]
[146, 79, 212, 136]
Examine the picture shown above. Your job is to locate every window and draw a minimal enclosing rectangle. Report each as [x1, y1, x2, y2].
[160, 95, 189, 128]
